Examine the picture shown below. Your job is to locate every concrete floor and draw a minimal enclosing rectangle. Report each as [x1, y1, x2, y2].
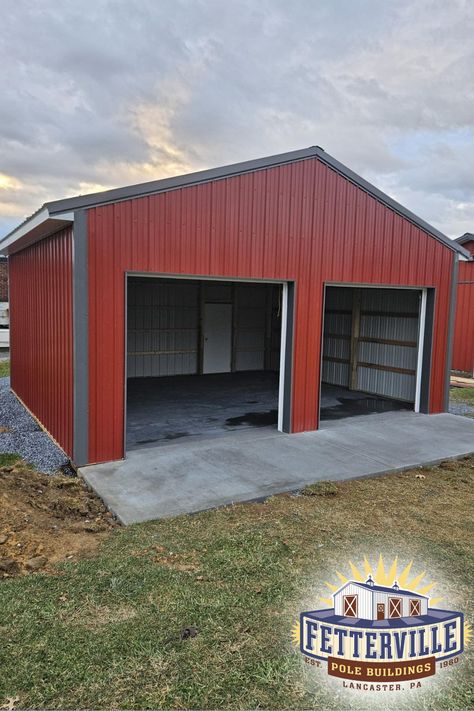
[126, 371, 279, 448]
[81, 410, 474, 524]
[126, 372, 411, 449]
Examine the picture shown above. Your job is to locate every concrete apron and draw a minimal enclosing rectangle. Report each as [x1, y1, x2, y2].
[80, 411, 474, 525]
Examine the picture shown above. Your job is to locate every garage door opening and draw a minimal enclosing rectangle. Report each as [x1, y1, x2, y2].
[125, 276, 291, 451]
[320, 286, 429, 422]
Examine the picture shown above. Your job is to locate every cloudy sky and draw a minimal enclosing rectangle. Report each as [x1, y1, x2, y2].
[1, 0, 473, 239]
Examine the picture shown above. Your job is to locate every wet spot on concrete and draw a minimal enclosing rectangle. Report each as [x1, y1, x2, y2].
[226, 409, 278, 427]
[321, 396, 411, 421]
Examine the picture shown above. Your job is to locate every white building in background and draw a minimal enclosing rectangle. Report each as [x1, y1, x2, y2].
[0, 255, 8, 347]
[333, 575, 428, 621]
[0, 302, 9, 347]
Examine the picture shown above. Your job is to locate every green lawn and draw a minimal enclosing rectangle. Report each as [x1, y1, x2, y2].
[0, 453, 20, 467]
[451, 386, 474, 404]
[1, 457, 474, 710]
[0, 359, 10, 378]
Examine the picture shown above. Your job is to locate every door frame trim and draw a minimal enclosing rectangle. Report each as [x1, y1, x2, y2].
[414, 288, 427, 413]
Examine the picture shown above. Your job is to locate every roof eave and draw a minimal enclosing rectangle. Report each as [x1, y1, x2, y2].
[0, 208, 74, 256]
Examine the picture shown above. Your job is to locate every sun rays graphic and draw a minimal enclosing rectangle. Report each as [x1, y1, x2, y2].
[464, 621, 472, 646]
[291, 621, 300, 647]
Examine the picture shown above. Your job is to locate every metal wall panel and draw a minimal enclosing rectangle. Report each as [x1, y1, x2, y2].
[321, 286, 352, 386]
[452, 261, 474, 375]
[87, 157, 455, 463]
[9, 228, 73, 456]
[127, 278, 199, 377]
[234, 284, 267, 371]
[357, 367, 416, 401]
[357, 289, 419, 401]
[322, 286, 420, 400]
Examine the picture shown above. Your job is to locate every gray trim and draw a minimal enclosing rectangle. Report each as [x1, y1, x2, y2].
[455, 233, 474, 246]
[3, 145, 467, 258]
[444, 254, 459, 411]
[45, 148, 321, 214]
[123, 273, 128, 460]
[312, 150, 469, 258]
[419, 289, 435, 414]
[72, 210, 89, 465]
[281, 282, 295, 433]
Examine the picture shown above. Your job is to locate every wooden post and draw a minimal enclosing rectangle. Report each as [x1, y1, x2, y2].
[350, 289, 361, 390]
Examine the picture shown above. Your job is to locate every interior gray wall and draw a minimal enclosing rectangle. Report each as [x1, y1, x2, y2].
[322, 286, 420, 402]
[127, 279, 199, 377]
[127, 278, 280, 378]
[321, 287, 352, 386]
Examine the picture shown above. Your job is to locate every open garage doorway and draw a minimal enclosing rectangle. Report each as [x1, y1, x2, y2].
[125, 276, 291, 451]
[319, 285, 431, 422]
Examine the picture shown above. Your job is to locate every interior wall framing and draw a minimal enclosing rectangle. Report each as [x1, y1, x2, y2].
[322, 285, 422, 402]
[126, 277, 281, 378]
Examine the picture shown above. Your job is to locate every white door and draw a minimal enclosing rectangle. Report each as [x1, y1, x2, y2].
[203, 303, 232, 374]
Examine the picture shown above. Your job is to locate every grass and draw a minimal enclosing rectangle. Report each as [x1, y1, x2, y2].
[450, 386, 474, 404]
[1, 457, 474, 709]
[0, 359, 10, 377]
[0, 452, 21, 467]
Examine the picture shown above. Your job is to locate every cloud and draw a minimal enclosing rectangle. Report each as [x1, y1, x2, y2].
[1, 0, 473, 237]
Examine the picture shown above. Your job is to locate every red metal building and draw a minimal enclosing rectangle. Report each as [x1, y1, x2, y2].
[0, 147, 469, 466]
[452, 234, 474, 375]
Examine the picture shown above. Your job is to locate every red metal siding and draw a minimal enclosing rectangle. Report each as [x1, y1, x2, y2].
[88, 158, 455, 463]
[9, 228, 74, 456]
[452, 260, 474, 374]
[460, 239, 474, 255]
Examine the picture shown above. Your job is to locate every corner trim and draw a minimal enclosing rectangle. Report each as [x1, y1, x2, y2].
[73, 210, 89, 465]
[444, 253, 459, 411]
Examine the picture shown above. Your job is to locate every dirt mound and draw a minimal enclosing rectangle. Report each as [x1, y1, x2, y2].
[0, 462, 118, 578]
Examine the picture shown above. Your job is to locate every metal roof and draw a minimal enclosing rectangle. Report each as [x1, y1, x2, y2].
[456, 233, 474, 245]
[1, 145, 470, 258]
[336, 580, 428, 598]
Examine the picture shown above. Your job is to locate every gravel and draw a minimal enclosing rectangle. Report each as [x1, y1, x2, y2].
[449, 400, 474, 418]
[0, 377, 68, 473]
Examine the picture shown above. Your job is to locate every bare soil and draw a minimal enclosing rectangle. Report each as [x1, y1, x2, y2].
[0, 462, 118, 578]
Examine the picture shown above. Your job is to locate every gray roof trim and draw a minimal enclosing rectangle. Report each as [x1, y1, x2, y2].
[1, 145, 470, 258]
[45, 146, 320, 213]
[0, 207, 74, 256]
[312, 150, 470, 258]
[456, 233, 474, 245]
